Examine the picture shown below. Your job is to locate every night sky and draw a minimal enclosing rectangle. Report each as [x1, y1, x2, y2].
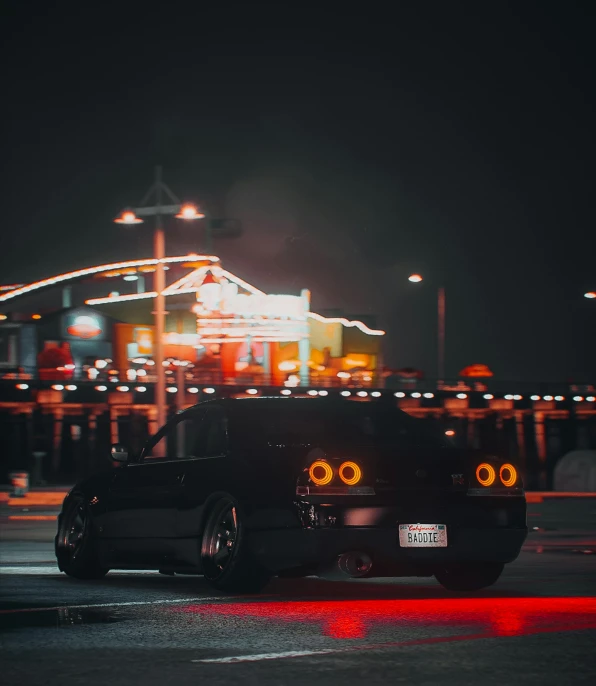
[2, 2, 595, 383]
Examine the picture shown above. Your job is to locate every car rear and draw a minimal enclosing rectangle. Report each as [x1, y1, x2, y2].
[230, 398, 527, 588]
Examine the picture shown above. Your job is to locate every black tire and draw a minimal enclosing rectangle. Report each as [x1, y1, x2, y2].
[55, 496, 108, 580]
[200, 496, 271, 593]
[435, 561, 504, 591]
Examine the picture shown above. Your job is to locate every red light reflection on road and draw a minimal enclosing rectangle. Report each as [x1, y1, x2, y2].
[175, 597, 596, 641]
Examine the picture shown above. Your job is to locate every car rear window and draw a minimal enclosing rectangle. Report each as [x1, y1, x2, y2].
[228, 401, 448, 451]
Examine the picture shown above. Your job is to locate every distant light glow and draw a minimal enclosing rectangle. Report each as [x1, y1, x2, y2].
[573, 396, 584, 402]
[445, 430, 456, 437]
[483, 393, 494, 400]
[0, 255, 219, 304]
[64, 363, 75, 370]
[424, 392, 435, 398]
[114, 210, 143, 225]
[394, 392, 405, 398]
[95, 359, 108, 369]
[32, 313, 41, 320]
[123, 274, 138, 281]
[371, 391, 381, 397]
[337, 371, 351, 379]
[246, 388, 258, 395]
[116, 386, 129, 392]
[308, 390, 318, 396]
[87, 291, 156, 306]
[411, 392, 421, 398]
[544, 395, 554, 401]
[131, 357, 147, 364]
[95, 385, 107, 391]
[357, 391, 368, 397]
[175, 203, 205, 220]
[584, 291, 596, 299]
[188, 387, 199, 394]
[166, 387, 177, 393]
[513, 394, 522, 400]
[280, 389, 292, 395]
[0, 314, 6, 320]
[51, 385, 64, 391]
[531, 395, 541, 401]
[16, 383, 29, 390]
[318, 390, 329, 396]
[65, 385, 77, 391]
[203, 387, 215, 394]
[136, 369, 147, 377]
[136, 386, 147, 392]
[278, 360, 299, 372]
[456, 393, 468, 399]
[504, 394, 514, 400]
[555, 396, 564, 402]
[308, 311, 385, 336]
[408, 274, 423, 283]
[587, 396, 595, 402]
[340, 391, 351, 397]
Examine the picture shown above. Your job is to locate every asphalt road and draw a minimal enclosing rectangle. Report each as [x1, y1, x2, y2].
[2, 507, 596, 686]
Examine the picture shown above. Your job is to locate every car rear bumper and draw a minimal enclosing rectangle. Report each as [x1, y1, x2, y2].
[248, 525, 528, 574]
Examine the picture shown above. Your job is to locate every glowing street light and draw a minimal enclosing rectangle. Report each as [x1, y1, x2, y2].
[408, 273, 446, 383]
[175, 203, 205, 220]
[585, 291, 596, 299]
[114, 166, 205, 429]
[114, 210, 143, 224]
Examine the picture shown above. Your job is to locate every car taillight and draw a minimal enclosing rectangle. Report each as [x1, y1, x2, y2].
[338, 461, 362, 486]
[476, 462, 496, 487]
[500, 463, 517, 487]
[308, 460, 334, 486]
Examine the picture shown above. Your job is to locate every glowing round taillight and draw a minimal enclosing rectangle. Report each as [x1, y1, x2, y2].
[476, 463, 496, 487]
[339, 461, 362, 486]
[500, 463, 517, 487]
[309, 460, 333, 486]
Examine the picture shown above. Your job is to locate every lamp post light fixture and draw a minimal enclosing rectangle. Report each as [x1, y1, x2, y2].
[114, 166, 204, 429]
[408, 274, 446, 384]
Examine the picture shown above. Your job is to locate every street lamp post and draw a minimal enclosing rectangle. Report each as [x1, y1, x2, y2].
[115, 166, 204, 429]
[408, 274, 446, 384]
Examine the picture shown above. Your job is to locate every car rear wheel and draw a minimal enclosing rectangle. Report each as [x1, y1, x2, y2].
[200, 497, 270, 593]
[55, 496, 108, 580]
[434, 561, 504, 591]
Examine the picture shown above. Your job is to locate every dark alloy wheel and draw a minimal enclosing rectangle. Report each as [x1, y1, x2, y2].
[200, 497, 270, 593]
[434, 561, 504, 592]
[55, 497, 108, 579]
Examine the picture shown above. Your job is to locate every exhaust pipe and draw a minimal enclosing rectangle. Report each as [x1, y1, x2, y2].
[319, 551, 373, 580]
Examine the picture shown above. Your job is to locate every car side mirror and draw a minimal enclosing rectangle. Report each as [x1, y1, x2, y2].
[110, 444, 129, 463]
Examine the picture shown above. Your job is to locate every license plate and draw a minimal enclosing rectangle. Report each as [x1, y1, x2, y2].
[399, 523, 448, 547]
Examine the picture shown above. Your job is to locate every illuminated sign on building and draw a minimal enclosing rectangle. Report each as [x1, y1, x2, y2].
[220, 293, 306, 319]
[62, 309, 107, 341]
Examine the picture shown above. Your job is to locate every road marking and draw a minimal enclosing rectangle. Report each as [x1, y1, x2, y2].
[0, 566, 157, 576]
[195, 649, 341, 663]
[8, 515, 57, 521]
[191, 633, 490, 663]
[0, 595, 242, 615]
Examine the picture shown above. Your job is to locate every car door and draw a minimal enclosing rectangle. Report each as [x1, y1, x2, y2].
[104, 412, 205, 549]
[176, 405, 230, 540]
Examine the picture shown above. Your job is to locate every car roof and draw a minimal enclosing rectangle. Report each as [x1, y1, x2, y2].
[176, 395, 393, 417]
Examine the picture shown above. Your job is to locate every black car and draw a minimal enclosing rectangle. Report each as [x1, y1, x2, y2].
[55, 396, 527, 592]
